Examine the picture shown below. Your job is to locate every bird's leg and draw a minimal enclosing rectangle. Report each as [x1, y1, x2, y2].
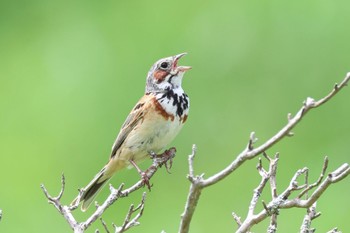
[129, 148, 177, 191]
[129, 159, 152, 190]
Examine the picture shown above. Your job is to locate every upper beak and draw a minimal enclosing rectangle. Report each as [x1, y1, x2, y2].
[173, 52, 192, 72]
[174, 52, 187, 61]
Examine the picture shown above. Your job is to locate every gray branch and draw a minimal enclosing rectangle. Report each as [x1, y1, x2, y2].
[236, 156, 350, 232]
[178, 72, 350, 233]
[41, 148, 176, 233]
[327, 228, 342, 233]
[300, 202, 320, 233]
[98, 192, 146, 233]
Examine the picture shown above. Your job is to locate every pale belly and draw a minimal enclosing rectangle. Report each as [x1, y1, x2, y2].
[118, 116, 183, 163]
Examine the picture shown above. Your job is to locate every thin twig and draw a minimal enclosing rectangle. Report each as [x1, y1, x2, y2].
[267, 153, 279, 199]
[300, 202, 319, 233]
[247, 158, 270, 218]
[178, 73, 350, 233]
[267, 153, 279, 232]
[41, 174, 80, 231]
[42, 148, 175, 233]
[327, 227, 341, 233]
[188, 145, 197, 182]
[205, 73, 350, 188]
[236, 162, 350, 233]
[298, 157, 328, 199]
[179, 146, 203, 233]
[100, 218, 110, 233]
[232, 212, 242, 227]
[115, 192, 146, 233]
[247, 132, 258, 151]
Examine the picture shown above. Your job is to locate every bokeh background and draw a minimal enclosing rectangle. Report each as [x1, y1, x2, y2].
[1, 0, 350, 232]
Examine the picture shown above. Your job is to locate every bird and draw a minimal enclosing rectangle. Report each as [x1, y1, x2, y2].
[72, 53, 191, 211]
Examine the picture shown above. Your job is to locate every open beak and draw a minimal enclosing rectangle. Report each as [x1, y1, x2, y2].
[172, 52, 192, 72]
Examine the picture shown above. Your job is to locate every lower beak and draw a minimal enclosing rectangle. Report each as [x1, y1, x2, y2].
[177, 66, 192, 72]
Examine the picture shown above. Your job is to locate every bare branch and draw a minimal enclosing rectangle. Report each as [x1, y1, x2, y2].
[267, 214, 277, 233]
[313, 73, 350, 107]
[100, 218, 110, 233]
[327, 227, 342, 233]
[298, 157, 328, 199]
[187, 144, 197, 182]
[300, 202, 320, 233]
[178, 73, 350, 233]
[281, 163, 350, 209]
[267, 153, 279, 232]
[236, 161, 350, 233]
[247, 157, 270, 218]
[40, 174, 80, 231]
[266, 153, 279, 199]
[179, 146, 203, 233]
[247, 132, 258, 151]
[203, 73, 350, 188]
[232, 212, 242, 227]
[114, 192, 146, 233]
[42, 148, 175, 233]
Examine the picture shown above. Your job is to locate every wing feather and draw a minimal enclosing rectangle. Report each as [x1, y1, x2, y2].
[110, 95, 150, 158]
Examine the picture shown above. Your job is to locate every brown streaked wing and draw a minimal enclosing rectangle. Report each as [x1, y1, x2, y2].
[109, 95, 151, 158]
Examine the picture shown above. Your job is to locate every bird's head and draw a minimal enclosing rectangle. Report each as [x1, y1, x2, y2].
[145, 53, 191, 94]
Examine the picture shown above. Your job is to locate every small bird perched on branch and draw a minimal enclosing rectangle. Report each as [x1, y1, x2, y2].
[72, 53, 191, 211]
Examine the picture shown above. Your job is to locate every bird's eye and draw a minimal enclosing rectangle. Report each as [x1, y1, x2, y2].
[160, 61, 170, 70]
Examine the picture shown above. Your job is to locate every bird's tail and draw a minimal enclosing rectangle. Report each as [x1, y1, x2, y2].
[71, 166, 111, 212]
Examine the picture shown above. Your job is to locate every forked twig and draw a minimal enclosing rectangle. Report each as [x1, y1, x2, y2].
[236, 157, 349, 233]
[179, 73, 350, 233]
[41, 148, 176, 233]
[300, 202, 321, 233]
[114, 192, 146, 233]
[298, 157, 329, 199]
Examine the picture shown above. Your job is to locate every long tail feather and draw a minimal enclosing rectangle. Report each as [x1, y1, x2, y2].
[71, 167, 110, 211]
[72, 159, 126, 211]
[81, 178, 110, 211]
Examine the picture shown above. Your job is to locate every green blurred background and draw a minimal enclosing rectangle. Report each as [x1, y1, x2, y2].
[1, 0, 350, 232]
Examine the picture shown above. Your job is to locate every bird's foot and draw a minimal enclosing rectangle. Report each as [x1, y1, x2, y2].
[140, 171, 152, 190]
[129, 159, 152, 191]
[149, 147, 176, 173]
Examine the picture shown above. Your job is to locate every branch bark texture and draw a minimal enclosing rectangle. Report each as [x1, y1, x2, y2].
[178, 73, 350, 233]
[41, 148, 176, 233]
[236, 156, 350, 232]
